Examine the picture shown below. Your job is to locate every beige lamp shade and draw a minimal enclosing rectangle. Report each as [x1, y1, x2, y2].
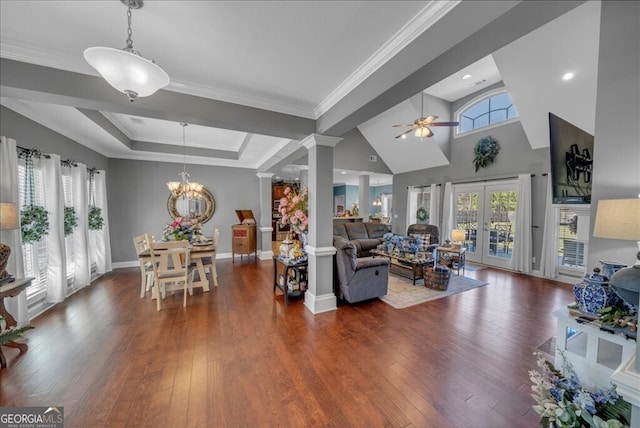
[593, 199, 640, 240]
[451, 229, 466, 243]
[0, 203, 19, 230]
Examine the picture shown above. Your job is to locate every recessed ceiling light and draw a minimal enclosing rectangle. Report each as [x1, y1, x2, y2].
[340, 171, 346, 175]
[462, 74, 472, 80]
[401, 134, 406, 139]
[562, 72, 575, 81]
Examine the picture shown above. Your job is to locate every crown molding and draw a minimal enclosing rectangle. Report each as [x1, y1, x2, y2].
[1, 41, 316, 120]
[166, 79, 316, 119]
[313, 0, 461, 118]
[1, 97, 113, 157]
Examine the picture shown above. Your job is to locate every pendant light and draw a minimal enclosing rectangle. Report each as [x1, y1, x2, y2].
[84, 0, 169, 101]
[167, 123, 204, 199]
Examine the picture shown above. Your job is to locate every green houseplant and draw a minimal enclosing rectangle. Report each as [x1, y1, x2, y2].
[473, 136, 500, 171]
[21, 205, 50, 244]
[64, 206, 78, 236]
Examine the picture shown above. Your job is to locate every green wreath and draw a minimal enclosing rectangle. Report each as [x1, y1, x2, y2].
[21, 205, 50, 244]
[64, 206, 78, 236]
[416, 207, 429, 223]
[88, 206, 104, 230]
[473, 136, 500, 172]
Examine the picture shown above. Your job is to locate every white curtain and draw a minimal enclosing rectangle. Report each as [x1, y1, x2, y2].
[93, 170, 112, 274]
[0, 136, 27, 326]
[441, 182, 453, 243]
[71, 163, 91, 288]
[429, 183, 440, 228]
[513, 174, 532, 273]
[42, 155, 67, 303]
[540, 176, 556, 278]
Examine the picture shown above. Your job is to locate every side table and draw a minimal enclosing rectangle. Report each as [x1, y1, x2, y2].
[273, 257, 307, 305]
[436, 246, 466, 275]
[0, 277, 33, 368]
[553, 307, 635, 389]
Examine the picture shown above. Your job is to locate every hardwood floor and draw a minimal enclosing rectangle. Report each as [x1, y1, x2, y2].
[0, 259, 573, 427]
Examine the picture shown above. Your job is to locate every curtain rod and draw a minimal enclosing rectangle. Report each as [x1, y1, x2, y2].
[407, 173, 548, 189]
[17, 145, 100, 173]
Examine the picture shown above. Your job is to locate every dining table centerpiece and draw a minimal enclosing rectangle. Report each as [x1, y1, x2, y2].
[162, 217, 202, 242]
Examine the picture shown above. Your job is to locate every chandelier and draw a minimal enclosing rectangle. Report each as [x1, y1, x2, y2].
[84, 0, 169, 101]
[167, 123, 204, 199]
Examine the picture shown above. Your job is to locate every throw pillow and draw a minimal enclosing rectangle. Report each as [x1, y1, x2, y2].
[411, 233, 431, 251]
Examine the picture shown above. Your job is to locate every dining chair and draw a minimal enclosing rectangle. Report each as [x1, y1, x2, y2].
[133, 232, 155, 298]
[149, 240, 192, 310]
[199, 229, 220, 287]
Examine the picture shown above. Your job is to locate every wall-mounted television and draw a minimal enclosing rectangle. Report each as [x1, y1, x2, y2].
[548, 113, 594, 204]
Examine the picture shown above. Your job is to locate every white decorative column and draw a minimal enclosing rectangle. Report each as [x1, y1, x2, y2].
[256, 172, 274, 260]
[358, 174, 370, 221]
[301, 133, 342, 314]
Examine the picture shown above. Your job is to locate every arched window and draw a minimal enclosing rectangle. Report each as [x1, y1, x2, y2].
[456, 89, 518, 135]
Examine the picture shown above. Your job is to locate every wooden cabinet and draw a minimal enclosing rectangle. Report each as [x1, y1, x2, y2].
[232, 210, 256, 263]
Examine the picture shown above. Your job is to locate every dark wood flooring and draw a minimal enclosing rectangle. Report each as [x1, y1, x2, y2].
[0, 259, 573, 427]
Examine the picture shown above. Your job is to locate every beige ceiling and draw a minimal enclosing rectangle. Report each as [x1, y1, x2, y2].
[0, 1, 597, 179]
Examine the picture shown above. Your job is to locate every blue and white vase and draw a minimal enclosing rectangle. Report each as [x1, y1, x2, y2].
[599, 260, 627, 280]
[575, 268, 620, 315]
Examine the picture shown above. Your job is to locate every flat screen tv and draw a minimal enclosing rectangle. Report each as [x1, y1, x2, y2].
[548, 113, 594, 204]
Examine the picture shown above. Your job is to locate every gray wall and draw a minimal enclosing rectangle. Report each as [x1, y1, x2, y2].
[1, 106, 109, 170]
[393, 114, 549, 271]
[587, 1, 640, 269]
[334, 128, 392, 174]
[0, 107, 263, 264]
[108, 159, 260, 262]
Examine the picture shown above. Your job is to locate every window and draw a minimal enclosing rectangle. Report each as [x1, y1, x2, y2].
[456, 89, 519, 135]
[558, 208, 584, 268]
[407, 187, 430, 225]
[18, 162, 48, 301]
[62, 173, 75, 287]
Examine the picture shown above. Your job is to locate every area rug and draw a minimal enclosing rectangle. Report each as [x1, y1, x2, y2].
[379, 275, 489, 309]
[464, 263, 485, 272]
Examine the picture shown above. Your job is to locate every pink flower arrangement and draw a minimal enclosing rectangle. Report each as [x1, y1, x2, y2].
[279, 186, 308, 235]
[162, 217, 202, 241]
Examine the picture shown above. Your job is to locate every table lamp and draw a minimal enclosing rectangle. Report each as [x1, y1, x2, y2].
[593, 198, 640, 308]
[451, 229, 465, 249]
[0, 202, 19, 284]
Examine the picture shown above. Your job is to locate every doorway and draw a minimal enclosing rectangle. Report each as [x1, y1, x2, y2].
[453, 181, 518, 270]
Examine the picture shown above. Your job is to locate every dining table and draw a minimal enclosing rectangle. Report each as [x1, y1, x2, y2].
[140, 240, 216, 294]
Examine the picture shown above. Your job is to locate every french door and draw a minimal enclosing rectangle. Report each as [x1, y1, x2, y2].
[453, 181, 518, 270]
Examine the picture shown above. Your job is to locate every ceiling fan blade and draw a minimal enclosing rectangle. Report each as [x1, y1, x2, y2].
[395, 129, 414, 139]
[392, 123, 416, 128]
[423, 115, 438, 124]
[430, 121, 460, 127]
[424, 127, 434, 138]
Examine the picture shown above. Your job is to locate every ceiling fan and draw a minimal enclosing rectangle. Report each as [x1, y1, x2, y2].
[393, 92, 459, 139]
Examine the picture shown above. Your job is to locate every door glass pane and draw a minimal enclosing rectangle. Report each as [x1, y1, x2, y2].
[455, 192, 479, 253]
[487, 190, 517, 260]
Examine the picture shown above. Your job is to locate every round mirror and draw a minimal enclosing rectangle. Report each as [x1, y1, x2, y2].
[167, 187, 215, 224]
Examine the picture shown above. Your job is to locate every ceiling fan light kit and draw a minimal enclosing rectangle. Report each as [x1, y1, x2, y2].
[393, 92, 459, 139]
[84, 0, 169, 101]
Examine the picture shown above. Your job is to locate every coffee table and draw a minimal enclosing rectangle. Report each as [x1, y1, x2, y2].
[371, 249, 434, 285]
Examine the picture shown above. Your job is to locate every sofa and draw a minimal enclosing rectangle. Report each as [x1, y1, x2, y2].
[333, 236, 389, 303]
[333, 222, 390, 257]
